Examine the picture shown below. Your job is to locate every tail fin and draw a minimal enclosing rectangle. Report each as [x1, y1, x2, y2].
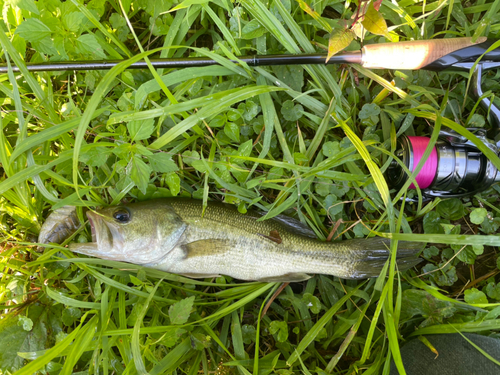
[347, 238, 423, 279]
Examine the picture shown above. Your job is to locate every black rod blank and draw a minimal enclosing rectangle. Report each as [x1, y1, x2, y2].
[0, 52, 363, 73]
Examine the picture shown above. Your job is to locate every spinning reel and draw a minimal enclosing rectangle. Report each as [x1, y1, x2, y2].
[386, 38, 500, 198]
[386, 131, 500, 198]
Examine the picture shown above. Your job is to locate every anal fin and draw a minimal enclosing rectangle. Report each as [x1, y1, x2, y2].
[257, 273, 312, 283]
[179, 273, 222, 279]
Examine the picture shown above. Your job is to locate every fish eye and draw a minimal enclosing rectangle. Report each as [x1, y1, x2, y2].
[113, 208, 131, 223]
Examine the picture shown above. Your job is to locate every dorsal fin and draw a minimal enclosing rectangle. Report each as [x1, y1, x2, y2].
[270, 214, 317, 238]
[248, 208, 317, 238]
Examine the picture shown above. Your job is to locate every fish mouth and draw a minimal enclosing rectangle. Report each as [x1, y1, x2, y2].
[70, 211, 113, 257]
[86, 210, 112, 248]
[86, 210, 123, 250]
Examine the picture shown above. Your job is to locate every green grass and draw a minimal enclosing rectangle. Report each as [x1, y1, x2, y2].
[1, 0, 500, 374]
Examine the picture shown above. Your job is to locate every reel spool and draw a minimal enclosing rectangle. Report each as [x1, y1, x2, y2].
[386, 130, 500, 198]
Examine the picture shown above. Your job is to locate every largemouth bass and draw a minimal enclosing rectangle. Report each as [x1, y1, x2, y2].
[39, 199, 421, 281]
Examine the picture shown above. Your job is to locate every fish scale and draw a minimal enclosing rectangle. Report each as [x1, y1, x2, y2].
[159, 200, 369, 279]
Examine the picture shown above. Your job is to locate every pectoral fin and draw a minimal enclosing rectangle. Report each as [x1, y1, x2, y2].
[181, 239, 231, 258]
[257, 273, 312, 283]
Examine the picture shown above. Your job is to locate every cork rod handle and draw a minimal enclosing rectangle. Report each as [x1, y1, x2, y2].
[361, 37, 488, 70]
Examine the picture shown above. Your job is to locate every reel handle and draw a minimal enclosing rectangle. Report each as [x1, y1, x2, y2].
[361, 37, 490, 70]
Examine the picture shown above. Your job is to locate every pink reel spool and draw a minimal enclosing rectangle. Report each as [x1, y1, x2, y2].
[407, 136, 438, 189]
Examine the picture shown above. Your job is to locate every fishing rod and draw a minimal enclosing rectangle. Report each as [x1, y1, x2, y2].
[2, 37, 500, 198]
[0, 37, 497, 73]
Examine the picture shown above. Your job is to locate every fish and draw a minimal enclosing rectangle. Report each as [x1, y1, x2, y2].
[39, 198, 422, 282]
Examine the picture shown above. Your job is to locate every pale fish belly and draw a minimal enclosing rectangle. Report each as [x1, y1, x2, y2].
[146, 231, 279, 280]
[146, 227, 351, 281]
